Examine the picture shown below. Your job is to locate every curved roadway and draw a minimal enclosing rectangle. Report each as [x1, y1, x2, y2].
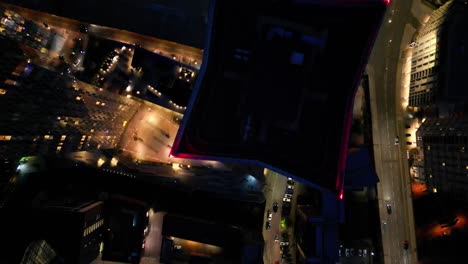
[1, 2, 203, 68]
[368, 0, 433, 263]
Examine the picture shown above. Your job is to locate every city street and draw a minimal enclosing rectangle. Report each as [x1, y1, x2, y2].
[140, 210, 165, 264]
[119, 102, 228, 171]
[2, 2, 203, 69]
[263, 170, 285, 264]
[367, 0, 432, 263]
[263, 170, 301, 264]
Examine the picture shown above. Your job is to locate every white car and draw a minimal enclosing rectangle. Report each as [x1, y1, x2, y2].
[267, 210, 273, 221]
[283, 197, 291, 202]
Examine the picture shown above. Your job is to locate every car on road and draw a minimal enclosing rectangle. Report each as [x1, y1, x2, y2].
[284, 194, 293, 199]
[287, 185, 294, 190]
[403, 240, 409, 250]
[285, 188, 293, 194]
[283, 197, 291, 202]
[267, 210, 273, 221]
[386, 203, 392, 214]
[287, 177, 294, 185]
[273, 202, 279, 212]
[178, 164, 191, 169]
[265, 221, 271, 230]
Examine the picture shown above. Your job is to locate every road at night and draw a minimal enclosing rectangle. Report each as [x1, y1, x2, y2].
[262, 170, 285, 264]
[367, 0, 432, 263]
[140, 211, 165, 264]
[2, 2, 203, 69]
[118, 102, 227, 171]
[263, 170, 302, 264]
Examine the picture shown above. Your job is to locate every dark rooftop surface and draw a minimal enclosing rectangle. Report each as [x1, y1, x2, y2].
[173, 0, 387, 192]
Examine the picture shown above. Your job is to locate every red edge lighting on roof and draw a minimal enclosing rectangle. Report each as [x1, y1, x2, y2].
[339, 189, 344, 200]
[384, 0, 390, 5]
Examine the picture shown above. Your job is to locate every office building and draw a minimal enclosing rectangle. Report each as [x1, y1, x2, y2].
[411, 0, 468, 200]
[409, 0, 468, 110]
[0, 22, 140, 166]
[37, 200, 105, 264]
[101, 196, 147, 263]
[416, 117, 468, 202]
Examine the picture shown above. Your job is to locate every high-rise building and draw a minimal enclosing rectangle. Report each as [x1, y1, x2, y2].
[0, 2, 389, 264]
[0, 20, 141, 166]
[408, 1, 450, 107]
[409, 0, 468, 109]
[412, 0, 468, 201]
[0, 62, 140, 163]
[416, 117, 468, 202]
[172, 0, 387, 194]
[36, 200, 105, 264]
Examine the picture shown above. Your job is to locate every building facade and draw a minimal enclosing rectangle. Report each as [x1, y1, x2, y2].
[409, 0, 468, 110]
[412, 0, 468, 200]
[408, 1, 452, 107]
[39, 200, 105, 264]
[416, 117, 468, 201]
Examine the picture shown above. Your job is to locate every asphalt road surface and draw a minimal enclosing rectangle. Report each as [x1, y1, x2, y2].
[367, 0, 432, 263]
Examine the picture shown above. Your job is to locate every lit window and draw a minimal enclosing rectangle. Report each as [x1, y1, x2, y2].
[0, 135, 12, 141]
[0, 88, 6, 95]
[433, 188, 437, 193]
[60, 135, 66, 141]
[4, 79, 16, 85]
[442, 162, 445, 166]
[44, 135, 53, 140]
[56, 146, 62, 151]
